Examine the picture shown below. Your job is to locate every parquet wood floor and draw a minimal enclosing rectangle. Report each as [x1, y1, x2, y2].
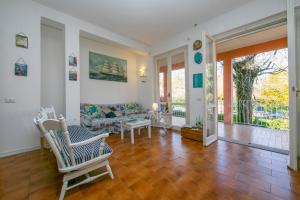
[1, 128, 300, 200]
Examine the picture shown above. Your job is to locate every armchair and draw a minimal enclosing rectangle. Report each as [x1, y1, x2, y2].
[36, 115, 114, 200]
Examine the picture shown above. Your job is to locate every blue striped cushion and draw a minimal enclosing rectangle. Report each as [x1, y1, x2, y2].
[56, 126, 112, 166]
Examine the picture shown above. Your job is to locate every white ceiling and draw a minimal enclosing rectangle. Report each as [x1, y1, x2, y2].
[217, 25, 287, 53]
[34, 0, 253, 46]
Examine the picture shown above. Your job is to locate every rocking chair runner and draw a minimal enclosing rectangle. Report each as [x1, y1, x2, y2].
[37, 116, 114, 200]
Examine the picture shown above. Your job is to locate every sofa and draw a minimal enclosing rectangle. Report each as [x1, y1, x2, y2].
[80, 103, 149, 134]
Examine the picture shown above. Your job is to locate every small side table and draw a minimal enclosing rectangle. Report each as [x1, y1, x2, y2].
[120, 119, 152, 144]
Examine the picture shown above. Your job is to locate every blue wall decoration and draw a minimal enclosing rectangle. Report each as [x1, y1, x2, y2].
[194, 52, 203, 64]
[15, 57, 28, 77]
[193, 73, 203, 88]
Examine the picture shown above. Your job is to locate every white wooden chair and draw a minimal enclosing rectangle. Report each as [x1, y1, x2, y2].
[41, 106, 57, 119]
[33, 106, 57, 149]
[150, 102, 172, 134]
[36, 115, 114, 200]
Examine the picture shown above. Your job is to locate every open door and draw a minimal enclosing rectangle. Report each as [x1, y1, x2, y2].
[203, 32, 218, 146]
[287, 0, 299, 171]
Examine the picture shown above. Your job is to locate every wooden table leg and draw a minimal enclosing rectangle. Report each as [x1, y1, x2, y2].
[131, 128, 134, 144]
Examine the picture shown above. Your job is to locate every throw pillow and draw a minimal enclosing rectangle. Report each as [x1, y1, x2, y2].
[105, 112, 116, 118]
[114, 111, 122, 117]
[110, 106, 117, 111]
[102, 107, 111, 114]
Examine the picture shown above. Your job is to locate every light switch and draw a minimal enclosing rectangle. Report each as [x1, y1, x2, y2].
[4, 98, 16, 103]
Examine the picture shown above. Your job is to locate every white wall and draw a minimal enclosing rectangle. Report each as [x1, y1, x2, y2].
[41, 24, 65, 116]
[80, 37, 138, 104]
[0, 0, 41, 156]
[136, 55, 154, 109]
[0, 0, 149, 157]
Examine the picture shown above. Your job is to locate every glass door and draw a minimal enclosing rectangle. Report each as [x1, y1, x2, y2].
[171, 52, 186, 127]
[203, 33, 218, 146]
[155, 48, 188, 129]
[287, 0, 299, 170]
[156, 57, 170, 112]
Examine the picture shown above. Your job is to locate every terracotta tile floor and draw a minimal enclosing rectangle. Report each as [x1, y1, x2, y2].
[1, 128, 300, 200]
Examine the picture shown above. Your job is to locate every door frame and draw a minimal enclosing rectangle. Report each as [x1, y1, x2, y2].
[202, 32, 218, 146]
[287, 0, 298, 171]
[153, 46, 190, 126]
[212, 8, 299, 169]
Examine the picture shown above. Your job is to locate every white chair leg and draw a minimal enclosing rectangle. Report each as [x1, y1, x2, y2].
[106, 163, 114, 179]
[59, 181, 68, 200]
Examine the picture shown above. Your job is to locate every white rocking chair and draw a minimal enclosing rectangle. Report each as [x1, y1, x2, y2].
[37, 116, 114, 200]
[33, 106, 58, 149]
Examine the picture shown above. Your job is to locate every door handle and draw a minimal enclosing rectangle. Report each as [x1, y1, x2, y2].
[292, 86, 300, 97]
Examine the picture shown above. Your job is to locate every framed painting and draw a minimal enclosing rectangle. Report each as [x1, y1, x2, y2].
[15, 63, 28, 76]
[16, 34, 28, 48]
[68, 56, 77, 67]
[89, 51, 127, 82]
[69, 70, 77, 81]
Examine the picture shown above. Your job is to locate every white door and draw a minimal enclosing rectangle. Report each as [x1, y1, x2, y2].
[203, 32, 218, 146]
[287, 0, 300, 171]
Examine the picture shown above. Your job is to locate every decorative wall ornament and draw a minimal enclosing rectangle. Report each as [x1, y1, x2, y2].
[194, 52, 203, 64]
[193, 73, 203, 88]
[16, 33, 28, 49]
[15, 57, 28, 76]
[89, 51, 127, 82]
[193, 40, 202, 51]
[69, 70, 77, 81]
[68, 54, 77, 66]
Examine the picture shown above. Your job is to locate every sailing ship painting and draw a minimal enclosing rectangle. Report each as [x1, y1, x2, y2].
[89, 51, 127, 82]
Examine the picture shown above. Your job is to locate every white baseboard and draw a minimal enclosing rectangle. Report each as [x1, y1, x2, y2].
[0, 145, 41, 158]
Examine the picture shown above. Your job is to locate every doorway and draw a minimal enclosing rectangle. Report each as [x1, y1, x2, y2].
[41, 18, 66, 116]
[215, 23, 289, 154]
[155, 48, 188, 129]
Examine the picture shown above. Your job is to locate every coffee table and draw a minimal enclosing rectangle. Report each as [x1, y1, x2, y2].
[120, 119, 151, 144]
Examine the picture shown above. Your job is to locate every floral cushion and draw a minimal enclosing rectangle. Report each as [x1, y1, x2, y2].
[125, 103, 142, 115]
[81, 104, 105, 119]
[80, 103, 148, 133]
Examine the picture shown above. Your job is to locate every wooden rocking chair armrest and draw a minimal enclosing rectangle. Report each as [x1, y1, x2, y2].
[69, 133, 109, 148]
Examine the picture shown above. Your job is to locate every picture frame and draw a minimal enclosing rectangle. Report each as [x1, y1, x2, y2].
[16, 33, 28, 49]
[89, 51, 127, 82]
[69, 70, 77, 81]
[68, 55, 77, 67]
[15, 63, 28, 76]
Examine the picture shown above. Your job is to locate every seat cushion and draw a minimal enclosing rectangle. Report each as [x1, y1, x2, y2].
[56, 126, 112, 166]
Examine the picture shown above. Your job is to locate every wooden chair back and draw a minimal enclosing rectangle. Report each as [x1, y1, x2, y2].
[37, 116, 73, 168]
[41, 106, 57, 119]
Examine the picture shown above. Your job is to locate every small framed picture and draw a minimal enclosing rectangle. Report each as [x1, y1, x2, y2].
[15, 63, 28, 76]
[69, 70, 77, 81]
[16, 34, 28, 49]
[68, 56, 77, 67]
[193, 73, 203, 88]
